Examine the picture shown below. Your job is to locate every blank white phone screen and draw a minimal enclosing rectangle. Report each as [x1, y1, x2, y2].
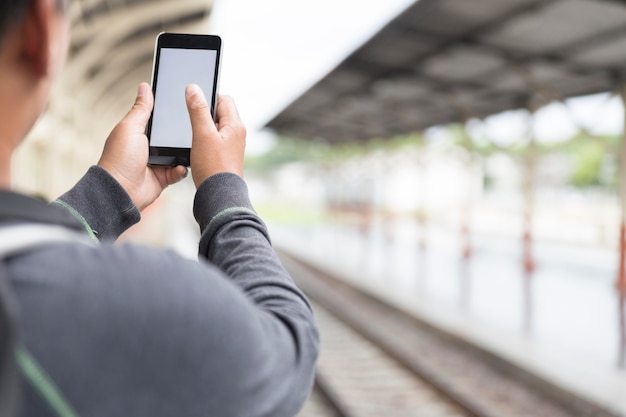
[151, 48, 217, 148]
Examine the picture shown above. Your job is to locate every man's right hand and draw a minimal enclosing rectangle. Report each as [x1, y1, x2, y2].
[185, 84, 246, 188]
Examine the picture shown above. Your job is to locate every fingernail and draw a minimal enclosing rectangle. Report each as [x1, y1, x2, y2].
[138, 83, 147, 97]
[186, 84, 201, 98]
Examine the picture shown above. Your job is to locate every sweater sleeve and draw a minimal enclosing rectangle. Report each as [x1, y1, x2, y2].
[22, 169, 320, 417]
[192, 172, 320, 414]
[52, 166, 141, 242]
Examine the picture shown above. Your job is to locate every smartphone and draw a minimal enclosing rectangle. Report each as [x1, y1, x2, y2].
[147, 32, 222, 166]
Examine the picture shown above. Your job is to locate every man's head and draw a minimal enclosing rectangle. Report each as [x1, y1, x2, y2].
[0, 0, 68, 48]
[0, 0, 71, 184]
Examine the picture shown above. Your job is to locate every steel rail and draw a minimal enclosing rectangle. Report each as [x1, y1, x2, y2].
[279, 248, 620, 417]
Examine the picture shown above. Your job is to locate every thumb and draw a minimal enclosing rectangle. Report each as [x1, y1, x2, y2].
[185, 84, 217, 139]
[122, 83, 154, 132]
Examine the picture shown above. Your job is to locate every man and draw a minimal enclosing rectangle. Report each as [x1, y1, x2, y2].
[0, 0, 319, 416]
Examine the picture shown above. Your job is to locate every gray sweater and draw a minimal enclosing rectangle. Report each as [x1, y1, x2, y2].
[4, 166, 319, 417]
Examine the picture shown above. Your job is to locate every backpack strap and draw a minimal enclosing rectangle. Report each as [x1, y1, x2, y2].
[0, 260, 20, 417]
[0, 223, 93, 417]
[0, 224, 96, 258]
[16, 348, 79, 417]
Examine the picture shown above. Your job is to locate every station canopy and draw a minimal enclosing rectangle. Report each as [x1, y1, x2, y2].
[265, 0, 626, 142]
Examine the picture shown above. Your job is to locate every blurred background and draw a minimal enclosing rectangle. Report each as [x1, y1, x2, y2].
[13, 0, 626, 415]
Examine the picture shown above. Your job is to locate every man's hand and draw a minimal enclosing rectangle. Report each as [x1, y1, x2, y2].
[98, 83, 188, 211]
[185, 84, 246, 188]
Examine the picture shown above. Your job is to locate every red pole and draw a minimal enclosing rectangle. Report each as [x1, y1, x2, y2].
[616, 84, 626, 368]
[616, 223, 626, 294]
[615, 219, 626, 368]
[460, 142, 474, 261]
[459, 148, 474, 309]
[416, 147, 428, 253]
[522, 109, 537, 334]
[617, 290, 626, 369]
[617, 222, 626, 368]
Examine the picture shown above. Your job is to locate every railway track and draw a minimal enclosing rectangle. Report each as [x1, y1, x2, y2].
[280, 249, 620, 417]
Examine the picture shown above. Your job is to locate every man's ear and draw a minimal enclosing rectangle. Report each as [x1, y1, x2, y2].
[20, 0, 57, 77]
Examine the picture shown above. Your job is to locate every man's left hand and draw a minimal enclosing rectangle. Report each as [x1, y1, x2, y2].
[98, 82, 188, 212]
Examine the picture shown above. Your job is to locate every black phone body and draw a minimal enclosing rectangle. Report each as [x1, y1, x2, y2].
[147, 33, 222, 167]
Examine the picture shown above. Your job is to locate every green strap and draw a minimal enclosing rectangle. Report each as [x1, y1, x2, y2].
[15, 348, 80, 417]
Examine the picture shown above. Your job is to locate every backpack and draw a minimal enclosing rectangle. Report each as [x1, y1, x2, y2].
[0, 223, 93, 417]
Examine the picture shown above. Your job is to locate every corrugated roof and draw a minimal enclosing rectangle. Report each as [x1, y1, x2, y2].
[266, 0, 626, 142]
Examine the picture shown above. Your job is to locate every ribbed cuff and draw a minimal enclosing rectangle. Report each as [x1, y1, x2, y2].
[55, 166, 141, 241]
[193, 173, 254, 232]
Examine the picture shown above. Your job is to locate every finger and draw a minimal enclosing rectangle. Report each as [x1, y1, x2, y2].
[185, 84, 218, 139]
[152, 165, 188, 187]
[214, 95, 242, 130]
[122, 83, 154, 132]
[167, 165, 188, 185]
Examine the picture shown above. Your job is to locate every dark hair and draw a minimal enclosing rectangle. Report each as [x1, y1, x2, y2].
[0, 1, 33, 41]
[0, 0, 67, 46]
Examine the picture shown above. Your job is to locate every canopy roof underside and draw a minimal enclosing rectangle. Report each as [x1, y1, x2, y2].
[266, 0, 626, 142]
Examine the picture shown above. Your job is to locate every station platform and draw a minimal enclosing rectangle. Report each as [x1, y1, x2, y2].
[269, 220, 626, 417]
